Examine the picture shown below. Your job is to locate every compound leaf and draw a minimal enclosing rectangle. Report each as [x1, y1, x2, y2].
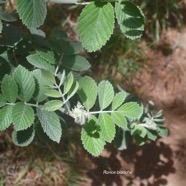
[77, 2, 115, 52]
[37, 108, 62, 143]
[16, 0, 47, 29]
[12, 103, 35, 131]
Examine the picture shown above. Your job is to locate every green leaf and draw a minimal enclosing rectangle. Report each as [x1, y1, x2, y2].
[64, 72, 74, 95]
[41, 70, 56, 84]
[77, 2, 115, 52]
[98, 81, 114, 110]
[67, 82, 79, 100]
[36, 50, 56, 64]
[16, 0, 47, 29]
[147, 130, 157, 141]
[0, 105, 13, 131]
[78, 76, 97, 110]
[0, 20, 2, 33]
[12, 103, 35, 131]
[81, 118, 105, 156]
[62, 55, 91, 71]
[0, 95, 6, 107]
[27, 54, 55, 72]
[112, 92, 126, 110]
[1, 74, 18, 103]
[117, 102, 143, 119]
[43, 100, 63, 111]
[45, 89, 61, 98]
[131, 124, 147, 138]
[37, 108, 62, 143]
[115, 1, 144, 40]
[13, 65, 35, 102]
[64, 42, 83, 55]
[52, 28, 67, 41]
[111, 112, 127, 128]
[32, 69, 52, 102]
[12, 125, 35, 147]
[98, 113, 115, 143]
[0, 10, 16, 22]
[158, 126, 168, 137]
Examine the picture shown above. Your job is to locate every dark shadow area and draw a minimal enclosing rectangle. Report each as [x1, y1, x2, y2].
[87, 141, 175, 186]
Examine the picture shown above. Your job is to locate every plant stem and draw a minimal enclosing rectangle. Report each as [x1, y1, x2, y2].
[55, 83, 71, 113]
[89, 110, 115, 114]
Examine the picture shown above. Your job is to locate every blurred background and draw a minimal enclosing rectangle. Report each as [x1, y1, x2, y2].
[0, 0, 186, 185]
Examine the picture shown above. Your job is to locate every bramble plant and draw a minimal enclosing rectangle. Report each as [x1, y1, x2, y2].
[0, 0, 168, 156]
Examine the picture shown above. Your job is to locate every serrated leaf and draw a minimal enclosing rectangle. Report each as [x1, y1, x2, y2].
[0, 105, 13, 131]
[13, 65, 35, 102]
[81, 118, 105, 156]
[45, 89, 61, 98]
[16, 0, 47, 29]
[0, 95, 6, 107]
[118, 102, 143, 119]
[12, 125, 35, 147]
[32, 69, 52, 102]
[115, 1, 144, 40]
[98, 113, 115, 143]
[62, 55, 91, 71]
[41, 70, 56, 84]
[43, 100, 63, 111]
[36, 50, 56, 64]
[12, 103, 35, 131]
[1, 74, 18, 103]
[111, 112, 127, 128]
[98, 81, 114, 110]
[77, 2, 115, 52]
[112, 92, 126, 110]
[27, 54, 55, 72]
[78, 76, 97, 110]
[67, 82, 79, 100]
[64, 72, 74, 95]
[37, 108, 62, 143]
[0, 10, 17, 22]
